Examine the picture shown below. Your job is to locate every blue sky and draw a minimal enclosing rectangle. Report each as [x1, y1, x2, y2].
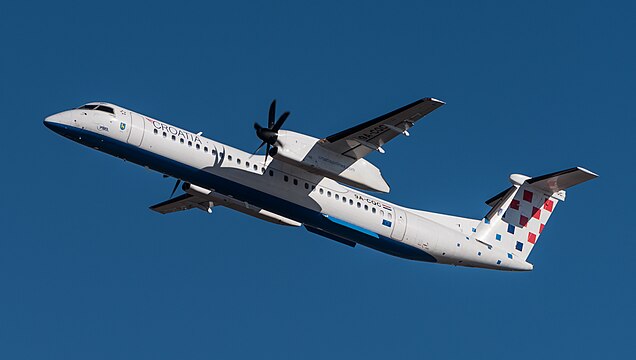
[1, 1, 634, 358]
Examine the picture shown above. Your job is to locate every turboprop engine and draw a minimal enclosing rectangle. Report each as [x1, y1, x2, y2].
[250, 99, 390, 193]
[274, 130, 390, 193]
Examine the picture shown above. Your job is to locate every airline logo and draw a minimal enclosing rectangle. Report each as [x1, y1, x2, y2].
[146, 117, 202, 144]
[120, 122, 126, 131]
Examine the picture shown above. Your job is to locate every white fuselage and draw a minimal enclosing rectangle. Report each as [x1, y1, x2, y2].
[44, 102, 532, 271]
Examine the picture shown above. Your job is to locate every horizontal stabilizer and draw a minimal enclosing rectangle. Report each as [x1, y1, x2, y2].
[527, 167, 598, 194]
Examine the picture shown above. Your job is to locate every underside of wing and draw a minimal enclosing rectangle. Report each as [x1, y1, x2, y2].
[149, 193, 212, 214]
[320, 98, 445, 160]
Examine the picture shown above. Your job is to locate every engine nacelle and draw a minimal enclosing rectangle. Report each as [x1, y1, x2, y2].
[274, 130, 390, 193]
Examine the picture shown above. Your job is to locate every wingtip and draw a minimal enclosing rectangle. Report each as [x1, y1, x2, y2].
[426, 97, 445, 105]
[576, 167, 599, 178]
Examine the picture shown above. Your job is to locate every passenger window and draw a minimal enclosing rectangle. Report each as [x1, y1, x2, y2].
[284, 175, 289, 182]
[246, 161, 250, 168]
[154, 129, 158, 135]
[357, 202, 361, 208]
[253, 165, 258, 171]
[180, 138, 184, 144]
[204, 146, 208, 152]
[304, 183, 309, 189]
[327, 191, 331, 197]
[269, 170, 274, 176]
[388, 212, 393, 220]
[293, 179, 298, 185]
[163, 132, 167, 138]
[237, 158, 241, 165]
[342, 197, 346, 203]
[228, 155, 232, 161]
[196, 144, 200, 150]
[319, 188, 324, 195]
[380, 210, 384, 216]
[212, 149, 217, 155]
[188, 141, 192, 147]
[349, 199, 353, 205]
[311, 185, 315, 190]
[372, 207, 376, 214]
[335, 194, 339, 200]
[364, 205, 368, 211]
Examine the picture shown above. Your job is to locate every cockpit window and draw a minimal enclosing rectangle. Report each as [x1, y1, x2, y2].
[95, 105, 114, 114]
[77, 104, 114, 114]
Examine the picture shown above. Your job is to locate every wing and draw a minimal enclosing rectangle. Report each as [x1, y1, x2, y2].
[149, 188, 301, 226]
[320, 98, 445, 160]
[149, 193, 212, 214]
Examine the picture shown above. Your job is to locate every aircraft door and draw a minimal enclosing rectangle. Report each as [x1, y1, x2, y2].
[127, 112, 145, 146]
[390, 208, 407, 241]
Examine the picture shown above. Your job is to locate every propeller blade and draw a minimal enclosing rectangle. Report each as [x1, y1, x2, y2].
[268, 100, 276, 128]
[170, 179, 181, 198]
[251, 141, 266, 158]
[272, 111, 290, 132]
[254, 122, 263, 131]
[264, 143, 271, 164]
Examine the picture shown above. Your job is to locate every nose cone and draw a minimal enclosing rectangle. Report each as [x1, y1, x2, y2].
[43, 112, 70, 135]
[43, 114, 56, 129]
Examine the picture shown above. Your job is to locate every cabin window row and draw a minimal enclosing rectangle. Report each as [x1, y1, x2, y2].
[267, 169, 317, 190]
[264, 168, 388, 217]
[225, 154, 266, 173]
[318, 188, 381, 214]
[153, 128, 223, 157]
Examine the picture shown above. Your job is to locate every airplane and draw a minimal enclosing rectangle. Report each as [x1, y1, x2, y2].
[43, 98, 597, 271]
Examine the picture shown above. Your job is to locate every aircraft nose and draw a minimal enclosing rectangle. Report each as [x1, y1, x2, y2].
[43, 112, 69, 134]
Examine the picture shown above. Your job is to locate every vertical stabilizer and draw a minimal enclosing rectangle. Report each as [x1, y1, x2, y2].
[475, 167, 597, 262]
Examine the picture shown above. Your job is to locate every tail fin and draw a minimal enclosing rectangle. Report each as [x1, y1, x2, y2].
[475, 167, 597, 262]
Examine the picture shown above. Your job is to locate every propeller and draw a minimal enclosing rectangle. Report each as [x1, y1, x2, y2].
[252, 100, 290, 163]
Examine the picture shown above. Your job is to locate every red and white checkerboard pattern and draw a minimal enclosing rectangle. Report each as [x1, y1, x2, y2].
[476, 183, 560, 261]
[502, 185, 558, 259]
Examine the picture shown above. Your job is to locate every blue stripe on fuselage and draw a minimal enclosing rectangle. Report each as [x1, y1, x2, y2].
[322, 214, 379, 238]
[45, 122, 436, 262]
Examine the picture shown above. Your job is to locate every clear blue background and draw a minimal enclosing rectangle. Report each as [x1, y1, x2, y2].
[1, 1, 634, 358]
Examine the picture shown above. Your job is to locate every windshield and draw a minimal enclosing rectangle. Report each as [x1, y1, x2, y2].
[77, 104, 114, 114]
